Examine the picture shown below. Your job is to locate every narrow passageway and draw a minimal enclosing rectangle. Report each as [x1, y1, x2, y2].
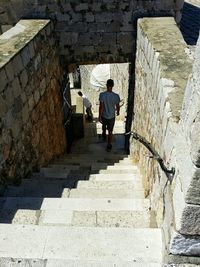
[0, 114, 162, 265]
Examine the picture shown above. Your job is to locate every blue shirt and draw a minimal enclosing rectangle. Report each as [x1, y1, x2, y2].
[99, 91, 120, 119]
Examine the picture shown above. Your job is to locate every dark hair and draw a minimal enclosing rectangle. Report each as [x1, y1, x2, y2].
[106, 79, 114, 87]
[78, 91, 83, 96]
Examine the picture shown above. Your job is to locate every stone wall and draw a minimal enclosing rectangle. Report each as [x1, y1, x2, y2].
[0, 20, 66, 184]
[131, 17, 200, 258]
[0, 0, 184, 64]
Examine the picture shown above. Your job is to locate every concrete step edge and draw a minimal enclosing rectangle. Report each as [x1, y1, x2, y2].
[1, 197, 150, 211]
[0, 224, 163, 262]
[0, 258, 163, 266]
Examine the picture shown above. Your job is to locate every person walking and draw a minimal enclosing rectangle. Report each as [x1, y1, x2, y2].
[78, 91, 93, 121]
[99, 79, 120, 152]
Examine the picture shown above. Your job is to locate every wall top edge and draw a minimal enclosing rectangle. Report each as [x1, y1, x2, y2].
[138, 17, 193, 120]
[0, 19, 51, 69]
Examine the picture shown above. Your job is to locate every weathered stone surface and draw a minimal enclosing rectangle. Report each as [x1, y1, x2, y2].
[0, 258, 46, 267]
[130, 16, 200, 257]
[0, 20, 66, 182]
[180, 204, 200, 235]
[186, 168, 200, 205]
[0, 68, 7, 92]
[0, 209, 38, 225]
[170, 233, 200, 256]
[0, 0, 181, 64]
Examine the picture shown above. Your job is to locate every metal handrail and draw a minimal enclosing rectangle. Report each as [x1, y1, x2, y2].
[62, 82, 73, 127]
[125, 131, 175, 182]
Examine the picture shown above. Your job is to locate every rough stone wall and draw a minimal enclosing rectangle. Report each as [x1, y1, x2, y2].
[0, 0, 184, 64]
[0, 20, 66, 184]
[131, 17, 200, 258]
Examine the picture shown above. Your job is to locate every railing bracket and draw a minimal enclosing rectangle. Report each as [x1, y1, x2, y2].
[125, 131, 175, 183]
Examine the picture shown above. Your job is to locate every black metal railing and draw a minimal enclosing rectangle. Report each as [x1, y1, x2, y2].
[125, 131, 175, 182]
[62, 80, 73, 127]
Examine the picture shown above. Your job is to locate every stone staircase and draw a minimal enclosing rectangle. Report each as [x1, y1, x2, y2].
[0, 119, 163, 266]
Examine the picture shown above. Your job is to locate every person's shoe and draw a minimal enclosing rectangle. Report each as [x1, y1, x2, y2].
[106, 144, 112, 152]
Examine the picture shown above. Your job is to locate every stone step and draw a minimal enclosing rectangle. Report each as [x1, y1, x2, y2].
[53, 159, 131, 167]
[62, 154, 129, 160]
[77, 181, 143, 190]
[68, 188, 145, 198]
[99, 169, 137, 174]
[4, 181, 72, 198]
[0, 258, 162, 267]
[107, 165, 137, 171]
[91, 163, 113, 171]
[40, 167, 82, 178]
[0, 224, 162, 263]
[89, 173, 139, 181]
[52, 158, 135, 168]
[0, 196, 151, 227]
[0, 209, 153, 228]
[1, 197, 149, 211]
[70, 210, 153, 228]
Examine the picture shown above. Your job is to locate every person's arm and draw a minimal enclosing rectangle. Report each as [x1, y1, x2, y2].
[116, 103, 120, 116]
[99, 101, 103, 123]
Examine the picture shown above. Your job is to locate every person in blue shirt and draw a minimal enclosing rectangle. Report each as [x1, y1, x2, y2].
[99, 79, 120, 152]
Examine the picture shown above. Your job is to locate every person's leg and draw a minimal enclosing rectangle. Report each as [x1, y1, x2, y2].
[86, 107, 90, 120]
[86, 106, 93, 121]
[108, 131, 113, 146]
[101, 117, 107, 141]
[89, 106, 93, 120]
[106, 117, 115, 151]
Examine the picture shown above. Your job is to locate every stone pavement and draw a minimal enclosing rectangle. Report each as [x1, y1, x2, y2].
[0, 118, 163, 266]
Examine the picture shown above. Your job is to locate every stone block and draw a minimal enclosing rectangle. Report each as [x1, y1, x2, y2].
[106, 21, 121, 32]
[12, 55, 24, 76]
[0, 68, 8, 93]
[39, 210, 73, 226]
[190, 112, 200, 167]
[34, 89, 41, 104]
[0, 209, 38, 225]
[186, 168, 200, 205]
[170, 232, 200, 256]
[0, 95, 8, 116]
[78, 33, 101, 46]
[97, 211, 150, 228]
[56, 13, 70, 22]
[12, 96, 23, 114]
[85, 13, 94, 23]
[28, 95, 35, 111]
[34, 54, 41, 71]
[95, 12, 114, 23]
[60, 32, 78, 46]
[4, 85, 14, 108]
[20, 46, 31, 67]
[180, 204, 200, 235]
[12, 77, 21, 98]
[117, 32, 133, 46]
[62, 3, 72, 12]
[72, 211, 96, 226]
[75, 3, 88, 12]
[28, 42, 35, 59]
[100, 33, 116, 45]
[5, 62, 15, 82]
[22, 104, 29, 123]
[19, 69, 28, 89]
[40, 78, 46, 96]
